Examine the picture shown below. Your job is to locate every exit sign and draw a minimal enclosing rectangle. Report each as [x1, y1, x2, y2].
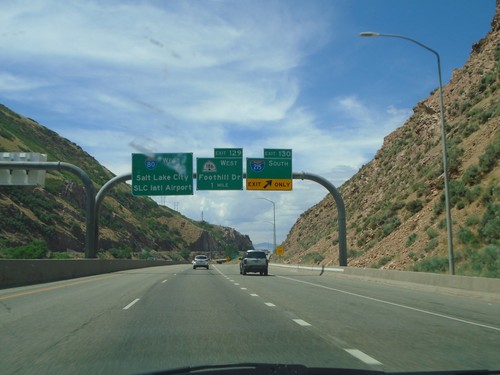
[264, 149, 292, 158]
[246, 149, 292, 191]
[214, 148, 243, 158]
[197, 157, 243, 190]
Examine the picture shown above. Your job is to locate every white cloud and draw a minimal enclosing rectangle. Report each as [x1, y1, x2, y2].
[0, 1, 417, 246]
[0, 73, 46, 92]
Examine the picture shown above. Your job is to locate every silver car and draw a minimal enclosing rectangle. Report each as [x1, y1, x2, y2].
[193, 255, 209, 269]
[239, 250, 268, 276]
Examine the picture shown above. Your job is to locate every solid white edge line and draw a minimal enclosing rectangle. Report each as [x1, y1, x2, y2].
[277, 275, 500, 332]
[344, 349, 382, 365]
[293, 319, 311, 326]
[123, 298, 140, 310]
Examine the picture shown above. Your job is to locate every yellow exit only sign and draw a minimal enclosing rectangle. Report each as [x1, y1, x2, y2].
[246, 178, 292, 191]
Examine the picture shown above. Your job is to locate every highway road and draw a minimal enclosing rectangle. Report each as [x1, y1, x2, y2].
[0, 263, 499, 374]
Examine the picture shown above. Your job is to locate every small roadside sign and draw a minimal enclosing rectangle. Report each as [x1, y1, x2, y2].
[275, 246, 285, 256]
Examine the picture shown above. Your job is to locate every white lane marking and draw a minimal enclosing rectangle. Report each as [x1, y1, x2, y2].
[277, 276, 500, 332]
[241, 288, 248, 290]
[234, 283, 240, 286]
[265, 302, 276, 307]
[161, 280, 167, 283]
[293, 319, 311, 326]
[250, 293, 259, 297]
[123, 298, 140, 310]
[344, 349, 382, 365]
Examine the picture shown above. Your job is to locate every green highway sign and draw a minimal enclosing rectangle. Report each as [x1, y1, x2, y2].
[246, 149, 292, 191]
[264, 148, 292, 159]
[246, 158, 292, 179]
[214, 148, 243, 158]
[197, 157, 243, 190]
[132, 153, 193, 196]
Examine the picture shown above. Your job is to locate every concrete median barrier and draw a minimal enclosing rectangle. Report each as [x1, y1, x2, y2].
[0, 259, 186, 289]
[271, 263, 500, 295]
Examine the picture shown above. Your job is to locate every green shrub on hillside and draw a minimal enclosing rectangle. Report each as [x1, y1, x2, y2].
[465, 185, 482, 204]
[412, 256, 448, 273]
[433, 200, 445, 216]
[449, 180, 468, 208]
[405, 199, 423, 215]
[457, 226, 480, 246]
[424, 238, 439, 252]
[462, 164, 481, 186]
[377, 255, 394, 267]
[426, 228, 439, 239]
[447, 143, 464, 175]
[458, 245, 500, 277]
[2, 240, 48, 259]
[108, 246, 133, 259]
[479, 141, 499, 174]
[44, 177, 66, 195]
[406, 233, 417, 247]
[479, 203, 499, 244]
[465, 215, 480, 227]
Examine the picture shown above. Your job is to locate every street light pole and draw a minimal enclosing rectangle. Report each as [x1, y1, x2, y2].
[360, 32, 455, 275]
[257, 197, 276, 254]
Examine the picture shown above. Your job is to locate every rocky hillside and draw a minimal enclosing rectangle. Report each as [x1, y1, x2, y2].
[282, 4, 499, 277]
[0, 106, 253, 259]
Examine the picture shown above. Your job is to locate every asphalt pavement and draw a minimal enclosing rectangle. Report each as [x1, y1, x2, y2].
[0, 263, 498, 374]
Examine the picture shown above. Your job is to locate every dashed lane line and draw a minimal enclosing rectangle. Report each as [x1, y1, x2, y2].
[212, 265, 382, 367]
[344, 349, 382, 365]
[292, 319, 312, 326]
[123, 298, 140, 310]
[277, 275, 500, 332]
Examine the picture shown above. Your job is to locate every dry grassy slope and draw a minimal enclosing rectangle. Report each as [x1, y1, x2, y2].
[0, 106, 253, 257]
[282, 6, 499, 276]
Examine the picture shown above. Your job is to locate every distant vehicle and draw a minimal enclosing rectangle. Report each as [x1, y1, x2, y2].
[193, 255, 209, 270]
[239, 250, 268, 276]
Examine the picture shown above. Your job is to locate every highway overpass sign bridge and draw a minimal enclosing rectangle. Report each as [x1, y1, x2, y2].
[96, 171, 347, 266]
[0, 159, 346, 265]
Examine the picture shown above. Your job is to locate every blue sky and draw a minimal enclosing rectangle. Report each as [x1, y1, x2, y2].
[0, 0, 495, 248]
